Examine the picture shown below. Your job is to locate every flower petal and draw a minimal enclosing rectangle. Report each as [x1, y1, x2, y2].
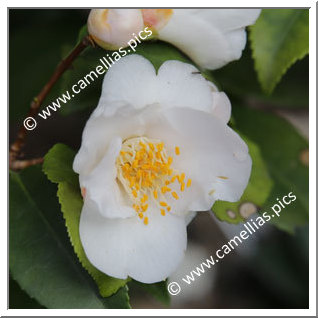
[146, 107, 252, 210]
[210, 91, 232, 124]
[95, 54, 157, 117]
[73, 104, 149, 176]
[191, 9, 261, 32]
[95, 55, 219, 116]
[79, 137, 135, 219]
[157, 60, 214, 113]
[79, 202, 187, 283]
[158, 9, 260, 69]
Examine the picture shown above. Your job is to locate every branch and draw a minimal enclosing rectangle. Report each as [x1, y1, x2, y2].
[9, 35, 94, 170]
[10, 157, 44, 170]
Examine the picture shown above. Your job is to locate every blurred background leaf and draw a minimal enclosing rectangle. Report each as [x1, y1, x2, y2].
[232, 105, 308, 233]
[250, 9, 309, 94]
[9, 165, 130, 308]
[9, 276, 45, 309]
[130, 280, 170, 306]
[59, 44, 106, 115]
[213, 47, 309, 109]
[9, 9, 88, 124]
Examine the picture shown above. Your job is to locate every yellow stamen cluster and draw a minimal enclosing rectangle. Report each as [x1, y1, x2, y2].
[116, 137, 192, 225]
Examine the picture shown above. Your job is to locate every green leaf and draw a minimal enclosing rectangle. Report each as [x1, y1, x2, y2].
[232, 105, 308, 233]
[134, 41, 217, 84]
[43, 143, 128, 297]
[213, 46, 309, 109]
[42, 143, 78, 185]
[131, 280, 170, 305]
[213, 137, 273, 224]
[77, 24, 88, 44]
[9, 165, 130, 308]
[250, 9, 309, 94]
[104, 285, 131, 309]
[9, 276, 45, 309]
[134, 40, 191, 71]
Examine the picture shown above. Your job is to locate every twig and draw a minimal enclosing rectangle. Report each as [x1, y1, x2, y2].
[9, 35, 94, 170]
[10, 157, 44, 170]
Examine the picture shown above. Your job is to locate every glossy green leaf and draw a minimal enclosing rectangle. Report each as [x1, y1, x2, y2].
[250, 9, 309, 94]
[42, 143, 78, 185]
[134, 40, 191, 71]
[213, 47, 309, 109]
[43, 143, 128, 297]
[232, 105, 308, 233]
[213, 137, 273, 224]
[9, 165, 130, 308]
[134, 41, 217, 83]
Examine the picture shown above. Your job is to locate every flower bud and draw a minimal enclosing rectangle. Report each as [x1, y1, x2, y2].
[87, 9, 144, 50]
[141, 9, 173, 34]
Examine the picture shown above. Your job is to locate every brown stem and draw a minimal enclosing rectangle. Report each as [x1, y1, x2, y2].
[10, 157, 44, 170]
[9, 35, 94, 170]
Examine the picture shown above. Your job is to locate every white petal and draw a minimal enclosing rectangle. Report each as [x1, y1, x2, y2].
[73, 104, 149, 176]
[96, 54, 157, 117]
[210, 91, 232, 124]
[185, 9, 261, 32]
[96, 55, 217, 116]
[224, 27, 248, 61]
[158, 9, 261, 69]
[185, 211, 197, 225]
[147, 107, 252, 207]
[157, 60, 214, 113]
[158, 13, 228, 70]
[79, 137, 135, 219]
[79, 202, 187, 283]
[206, 80, 232, 123]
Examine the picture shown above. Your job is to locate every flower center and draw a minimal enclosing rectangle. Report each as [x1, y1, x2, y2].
[116, 137, 191, 225]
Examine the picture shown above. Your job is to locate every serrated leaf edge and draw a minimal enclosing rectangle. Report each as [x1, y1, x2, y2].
[56, 181, 128, 297]
[250, 11, 309, 94]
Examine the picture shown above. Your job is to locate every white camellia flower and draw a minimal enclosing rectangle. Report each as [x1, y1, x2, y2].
[149, 9, 261, 69]
[73, 55, 252, 283]
[88, 8, 261, 69]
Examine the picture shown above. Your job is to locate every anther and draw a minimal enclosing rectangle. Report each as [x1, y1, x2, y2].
[172, 191, 179, 200]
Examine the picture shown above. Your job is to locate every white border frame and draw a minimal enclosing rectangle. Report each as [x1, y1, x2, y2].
[3, 1, 316, 316]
